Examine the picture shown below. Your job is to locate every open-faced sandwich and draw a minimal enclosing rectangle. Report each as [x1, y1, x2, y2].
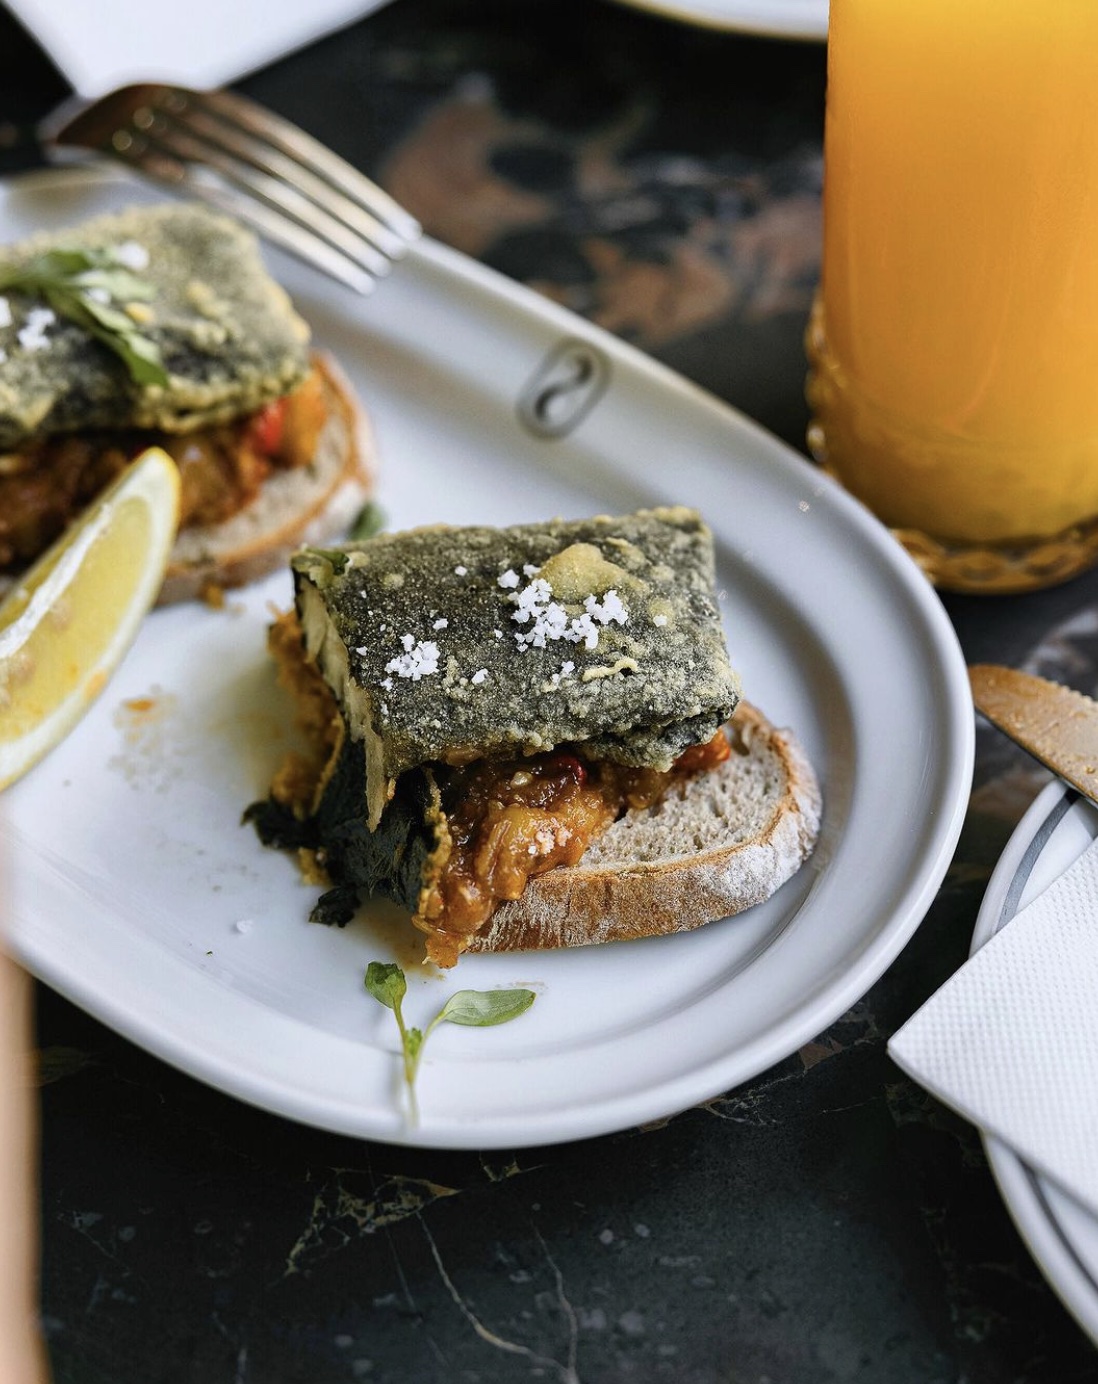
[247, 506, 822, 967]
[0, 202, 372, 603]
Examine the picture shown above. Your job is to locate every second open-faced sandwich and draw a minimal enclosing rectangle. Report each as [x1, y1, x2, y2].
[247, 506, 822, 967]
[0, 201, 372, 603]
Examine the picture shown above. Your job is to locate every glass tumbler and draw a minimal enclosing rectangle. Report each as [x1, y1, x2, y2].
[806, 0, 1098, 593]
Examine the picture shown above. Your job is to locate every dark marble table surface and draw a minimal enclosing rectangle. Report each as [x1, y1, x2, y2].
[3, 2, 1098, 1380]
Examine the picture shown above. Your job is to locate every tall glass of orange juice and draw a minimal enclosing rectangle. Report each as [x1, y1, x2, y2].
[806, 0, 1098, 592]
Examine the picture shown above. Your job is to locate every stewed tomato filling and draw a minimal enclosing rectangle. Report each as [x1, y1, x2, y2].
[418, 733, 730, 961]
[0, 365, 328, 571]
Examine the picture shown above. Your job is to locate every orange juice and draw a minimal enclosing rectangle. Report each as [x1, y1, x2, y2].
[808, 0, 1098, 567]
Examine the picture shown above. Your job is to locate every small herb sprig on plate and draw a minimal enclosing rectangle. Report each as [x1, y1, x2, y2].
[0, 245, 169, 386]
[347, 500, 386, 542]
[365, 961, 536, 1122]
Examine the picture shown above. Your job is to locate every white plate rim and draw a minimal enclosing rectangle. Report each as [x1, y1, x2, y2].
[1, 165, 972, 1149]
[611, 0, 828, 42]
[974, 780, 1098, 1347]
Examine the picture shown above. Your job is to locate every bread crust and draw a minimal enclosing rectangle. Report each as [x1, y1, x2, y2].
[464, 702, 821, 955]
[158, 351, 374, 604]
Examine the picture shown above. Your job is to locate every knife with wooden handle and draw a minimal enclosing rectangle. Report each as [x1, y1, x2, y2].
[969, 663, 1098, 804]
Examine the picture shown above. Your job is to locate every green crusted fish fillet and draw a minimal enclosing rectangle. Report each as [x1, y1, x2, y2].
[0, 202, 310, 448]
[292, 506, 741, 828]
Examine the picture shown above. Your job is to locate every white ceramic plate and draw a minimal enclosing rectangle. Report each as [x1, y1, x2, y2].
[3, 0, 393, 96]
[974, 783, 1098, 1346]
[1, 167, 971, 1149]
[611, 0, 827, 42]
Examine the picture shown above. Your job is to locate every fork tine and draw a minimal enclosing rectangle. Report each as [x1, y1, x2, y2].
[140, 121, 395, 279]
[115, 141, 378, 295]
[172, 104, 410, 261]
[196, 88, 421, 245]
[42, 82, 421, 295]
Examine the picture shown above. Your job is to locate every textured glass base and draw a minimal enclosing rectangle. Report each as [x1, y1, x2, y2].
[887, 518, 1098, 594]
[804, 298, 1098, 594]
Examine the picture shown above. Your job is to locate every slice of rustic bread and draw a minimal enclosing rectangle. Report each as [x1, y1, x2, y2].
[160, 352, 373, 604]
[467, 701, 822, 954]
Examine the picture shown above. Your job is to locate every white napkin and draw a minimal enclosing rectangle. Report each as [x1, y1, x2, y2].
[6, 0, 393, 97]
[889, 837, 1098, 1219]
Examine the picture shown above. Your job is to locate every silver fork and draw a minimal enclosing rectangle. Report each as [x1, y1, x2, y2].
[40, 83, 422, 295]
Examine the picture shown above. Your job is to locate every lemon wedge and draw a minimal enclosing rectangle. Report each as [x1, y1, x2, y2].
[0, 447, 180, 792]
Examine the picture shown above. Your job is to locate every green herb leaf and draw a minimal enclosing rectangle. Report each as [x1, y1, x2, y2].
[364, 961, 406, 1011]
[348, 501, 386, 542]
[364, 962, 537, 1123]
[434, 988, 537, 1028]
[25, 248, 92, 278]
[74, 266, 157, 301]
[0, 243, 169, 387]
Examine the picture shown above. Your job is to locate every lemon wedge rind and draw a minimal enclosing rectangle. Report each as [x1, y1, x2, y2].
[0, 447, 181, 792]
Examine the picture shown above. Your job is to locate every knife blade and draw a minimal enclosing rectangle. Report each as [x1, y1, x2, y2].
[969, 663, 1098, 806]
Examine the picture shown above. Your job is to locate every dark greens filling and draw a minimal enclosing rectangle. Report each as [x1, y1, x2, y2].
[244, 735, 439, 928]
